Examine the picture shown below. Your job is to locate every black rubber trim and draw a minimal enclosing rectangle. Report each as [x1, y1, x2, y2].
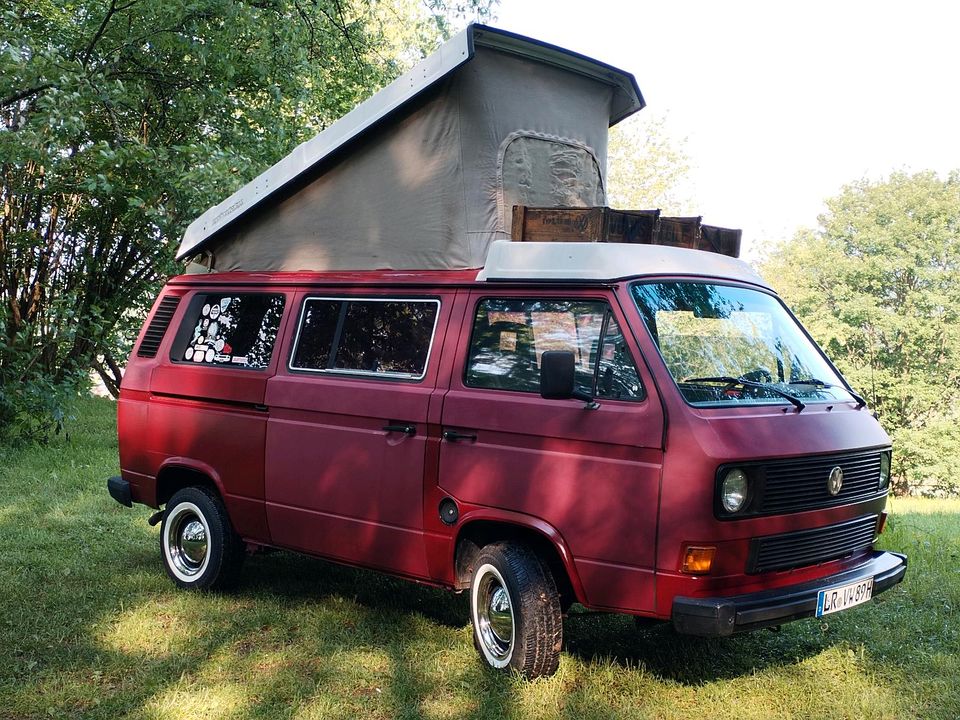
[107, 476, 132, 508]
[671, 550, 907, 637]
[151, 391, 268, 412]
[137, 295, 181, 358]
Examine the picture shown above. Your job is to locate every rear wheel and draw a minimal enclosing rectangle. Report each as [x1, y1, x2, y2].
[160, 486, 243, 590]
[469, 542, 562, 679]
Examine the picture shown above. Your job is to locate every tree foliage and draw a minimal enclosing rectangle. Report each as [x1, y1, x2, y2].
[0, 0, 492, 439]
[760, 171, 960, 496]
[606, 112, 692, 214]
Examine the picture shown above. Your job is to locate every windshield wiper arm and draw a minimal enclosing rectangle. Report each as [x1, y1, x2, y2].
[682, 376, 806, 412]
[789, 378, 867, 408]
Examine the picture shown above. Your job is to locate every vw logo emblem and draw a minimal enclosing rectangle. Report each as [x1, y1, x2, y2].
[828, 466, 844, 496]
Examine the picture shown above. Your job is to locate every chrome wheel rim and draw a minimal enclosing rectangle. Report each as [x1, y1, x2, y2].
[473, 564, 514, 666]
[164, 502, 210, 581]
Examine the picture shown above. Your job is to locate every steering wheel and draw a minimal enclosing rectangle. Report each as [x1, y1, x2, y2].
[741, 367, 773, 383]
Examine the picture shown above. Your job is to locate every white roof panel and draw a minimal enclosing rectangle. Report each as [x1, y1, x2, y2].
[476, 241, 769, 287]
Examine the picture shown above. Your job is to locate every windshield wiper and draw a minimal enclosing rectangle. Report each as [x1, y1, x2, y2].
[789, 378, 867, 408]
[682, 376, 806, 412]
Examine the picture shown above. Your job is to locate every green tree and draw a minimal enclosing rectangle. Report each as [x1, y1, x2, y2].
[606, 112, 693, 214]
[760, 171, 960, 496]
[0, 0, 492, 439]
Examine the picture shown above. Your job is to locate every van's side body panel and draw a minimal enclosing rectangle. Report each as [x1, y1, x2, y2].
[420, 290, 473, 584]
[120, 284, 295, 542]
[118, 289, 188, 507]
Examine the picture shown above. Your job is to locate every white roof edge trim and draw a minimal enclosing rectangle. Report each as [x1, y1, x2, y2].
[176, 24, 644, 261]
[471, 25, 645, 124]
[476, 241, 770, 288]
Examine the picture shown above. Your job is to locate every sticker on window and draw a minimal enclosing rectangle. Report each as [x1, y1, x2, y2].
[176, 294, 284, 369]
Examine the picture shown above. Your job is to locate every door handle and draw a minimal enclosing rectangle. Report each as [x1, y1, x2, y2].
[442, 429, 478, 442]
[383, 423, 416, 436]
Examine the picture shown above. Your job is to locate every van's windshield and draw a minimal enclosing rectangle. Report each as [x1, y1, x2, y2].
[631, 281, 857, 408]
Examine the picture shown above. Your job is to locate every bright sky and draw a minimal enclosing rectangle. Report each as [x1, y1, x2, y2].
[493, 0, 960, 259]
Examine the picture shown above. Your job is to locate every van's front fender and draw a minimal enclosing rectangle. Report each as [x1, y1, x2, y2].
[450, 507, 588, 606]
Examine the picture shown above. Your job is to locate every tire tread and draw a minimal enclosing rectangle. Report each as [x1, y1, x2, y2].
[161, 485, 244, 591]
[473, 541, 562, 679]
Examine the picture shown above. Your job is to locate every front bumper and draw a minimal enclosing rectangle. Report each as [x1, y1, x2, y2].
[672, 550, 907, 636]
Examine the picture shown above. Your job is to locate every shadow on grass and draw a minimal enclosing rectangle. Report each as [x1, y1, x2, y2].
[237, 550, 827, 685]
[563, 610, 826, 683]
[241, 550, 470, 630]
[0, 512, 942, 720]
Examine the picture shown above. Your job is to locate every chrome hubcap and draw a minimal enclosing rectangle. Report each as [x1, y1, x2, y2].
[476, 567, 514, 663]
[165, 505, 209, 578]
[180, 520, 207, 565]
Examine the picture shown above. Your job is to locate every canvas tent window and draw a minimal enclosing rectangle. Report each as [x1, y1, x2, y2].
[498, 132, 604, 234]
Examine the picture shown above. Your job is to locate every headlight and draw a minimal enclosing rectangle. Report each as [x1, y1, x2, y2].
[721, 468, 749, 513]
[879, 452, 891, 489]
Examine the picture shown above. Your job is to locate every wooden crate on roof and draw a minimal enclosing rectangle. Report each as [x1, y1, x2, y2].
[510, 206, 660, 244]
[656, 216, 702, 249]
[701, 224, 742, 258]
[510, 206, 741, 258]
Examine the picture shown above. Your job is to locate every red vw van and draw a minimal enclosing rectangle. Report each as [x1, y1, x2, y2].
[108, 240, 906, 679]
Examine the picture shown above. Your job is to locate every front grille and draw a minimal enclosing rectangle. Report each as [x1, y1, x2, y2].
[748, 514, 878, 574]
[762, 451, 882, 513]
[717, 450, 884, 518]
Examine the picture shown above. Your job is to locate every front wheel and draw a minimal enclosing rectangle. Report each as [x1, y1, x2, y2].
[160, 486, 244, 590]
[470, 542, 562, 679]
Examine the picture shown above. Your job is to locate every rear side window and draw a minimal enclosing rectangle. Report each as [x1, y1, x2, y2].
[466, 298, 644, 400]
[290, 297, 440, 380]
[174, 293, 285, 370]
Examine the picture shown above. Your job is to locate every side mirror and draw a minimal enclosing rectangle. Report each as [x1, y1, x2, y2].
[540, 351, 598, 407]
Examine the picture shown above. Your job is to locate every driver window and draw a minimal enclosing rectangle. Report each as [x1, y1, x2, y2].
[465, 298, 645, 402]
[595, 314, 645, 401]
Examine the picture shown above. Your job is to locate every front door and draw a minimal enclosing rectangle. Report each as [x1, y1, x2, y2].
[439, 290, 665, 613]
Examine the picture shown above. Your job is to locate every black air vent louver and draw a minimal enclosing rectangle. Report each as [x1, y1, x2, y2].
[137, 295, 181, 358]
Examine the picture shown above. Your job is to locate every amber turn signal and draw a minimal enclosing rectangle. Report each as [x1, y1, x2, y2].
[681, 545, 716, 574]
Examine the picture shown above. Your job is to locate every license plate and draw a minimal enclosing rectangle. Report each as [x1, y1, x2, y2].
[816, 578, 874, 617]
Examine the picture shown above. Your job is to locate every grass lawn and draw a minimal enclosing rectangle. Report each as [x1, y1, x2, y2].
[0, 396, 957, 719]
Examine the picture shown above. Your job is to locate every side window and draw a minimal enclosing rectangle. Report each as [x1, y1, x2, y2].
[499, 133, 605, 231]
[174, 293, 285, 369]
[291, 299, 340, 370]
[466, 298, 644, 400]
[596, 315, 645, 401]
[290, 298, 439, 380]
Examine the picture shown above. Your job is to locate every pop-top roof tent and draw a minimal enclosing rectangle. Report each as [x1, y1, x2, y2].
[176, 24, 645, 271]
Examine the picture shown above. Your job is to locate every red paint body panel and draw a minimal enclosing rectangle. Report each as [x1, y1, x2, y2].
[117, 395, 151, 480]
[421, 290, 472, 582]
[165, 270, 481, 289]
[263, 381, 433, 577]
[609, 282, 894, 616]
[118, 286, 294, 543]
[116, 270, 898, 625]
